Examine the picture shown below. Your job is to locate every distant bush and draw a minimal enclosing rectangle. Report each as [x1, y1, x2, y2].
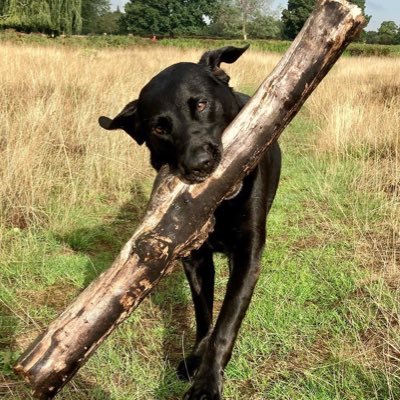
[346, 43, 396, 57]
[158, 38, 292, 53]
[0, 30, 399, 57]
[65, 34, 150, 48]
[0, 30, 151, 48]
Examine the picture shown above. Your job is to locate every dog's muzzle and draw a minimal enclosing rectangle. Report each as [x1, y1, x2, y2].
[179, 143, 221, 184]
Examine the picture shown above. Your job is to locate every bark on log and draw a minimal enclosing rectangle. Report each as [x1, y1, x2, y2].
[14, 1, 365, 398]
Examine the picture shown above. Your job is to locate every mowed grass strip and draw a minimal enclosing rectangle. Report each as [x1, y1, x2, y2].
[0, 44, 398, 399]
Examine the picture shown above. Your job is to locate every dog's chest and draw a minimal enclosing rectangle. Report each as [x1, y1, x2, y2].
[206, 181, 252, 254]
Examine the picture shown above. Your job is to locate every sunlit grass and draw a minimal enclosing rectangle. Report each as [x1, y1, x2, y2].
[0, 43, 398, 399]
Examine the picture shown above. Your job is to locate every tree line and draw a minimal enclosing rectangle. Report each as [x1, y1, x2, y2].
[364, 21, 400, 45]
[0, 0, 111, 34]
[0, 0, 397, 45]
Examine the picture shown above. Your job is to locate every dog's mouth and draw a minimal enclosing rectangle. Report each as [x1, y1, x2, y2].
[175, 144, 222, 184]
[181, 171, 211, 184]
[182, 156, 221, 184]
[176, 164, 216, 184]
[177, 161, 220, 184]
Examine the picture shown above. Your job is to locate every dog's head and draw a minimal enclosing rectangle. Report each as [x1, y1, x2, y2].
[99, 45, 249, 184]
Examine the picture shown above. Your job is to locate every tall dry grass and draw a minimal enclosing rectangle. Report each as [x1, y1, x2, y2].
[0, 43, 398, 231]
[0, 44, 280, 230]
[306, 57, 399, 368]
[0, 45, 182, 228]
[308, 57, 400, 158]
[307, 56, 399, 267]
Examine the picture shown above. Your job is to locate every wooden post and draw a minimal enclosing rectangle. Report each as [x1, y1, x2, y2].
[14, 1, 365, 398]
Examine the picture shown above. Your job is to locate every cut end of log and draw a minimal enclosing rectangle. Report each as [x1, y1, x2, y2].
[13, 363, 62, 399]
[13, 364, 55, 400]
[322, 0, 366, 26]
[13, 364, 30, 383]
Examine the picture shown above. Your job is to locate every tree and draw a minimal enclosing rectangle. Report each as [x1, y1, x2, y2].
[119, 1, 170, 35]
[247, 13, 282, 39]
[364, 30, 379, 44]
[94, 9, 122, 34]
[0, 0, 82, 34]
[59, 0, 82, 34]
[207, 2, 241, 37]
[119, 0, 217, 36]
[282, 0, 368, 40]
[208, 0, 279, 39]
[0, 0, 52, 32]
[169, 0, 213, 35]
[81, 0, 110, 34]
[237, 0, 264, 40]
[281, 0, 315, 40]
[0, 0, 6, 15]
[377, 21, 399, 45]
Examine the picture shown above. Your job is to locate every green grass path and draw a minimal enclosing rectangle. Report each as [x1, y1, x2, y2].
[1, 114, 399, 399]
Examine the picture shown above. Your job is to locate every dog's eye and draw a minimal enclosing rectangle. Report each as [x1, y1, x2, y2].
[196, 101, 207, 113]
[153, 126, 166, 135]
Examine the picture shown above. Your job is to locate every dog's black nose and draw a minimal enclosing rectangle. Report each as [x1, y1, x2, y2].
[178, 145, 220, 183]
[191, 152, 213, 173]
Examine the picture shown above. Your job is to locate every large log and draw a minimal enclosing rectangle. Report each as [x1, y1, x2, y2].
[14, 1, 365, 398]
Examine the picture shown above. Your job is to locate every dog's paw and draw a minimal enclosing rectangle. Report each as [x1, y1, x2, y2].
[182, 371, 223, 400]
[177, 355, 202, 381]
[183, 385, 222, 400]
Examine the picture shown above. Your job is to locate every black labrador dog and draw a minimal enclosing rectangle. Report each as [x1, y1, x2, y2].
[99, 45, 281, 400]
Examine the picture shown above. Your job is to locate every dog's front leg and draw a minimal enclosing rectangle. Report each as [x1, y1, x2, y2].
[178, 246, 215, 381]
[183, 236, 265, 400]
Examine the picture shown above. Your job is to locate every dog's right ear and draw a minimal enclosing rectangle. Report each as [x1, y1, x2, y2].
[199, 45, 249, 84]
[98, 100, 145, 145]
[199, 45, 250, 70]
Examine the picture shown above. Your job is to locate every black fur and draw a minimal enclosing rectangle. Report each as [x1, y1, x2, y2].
[99, 45, 281, 400]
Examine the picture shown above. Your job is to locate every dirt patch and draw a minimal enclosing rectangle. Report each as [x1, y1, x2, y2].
[18, 282, 79, 313]
[358, 325, 400, 373]
[346, 270, 400, 375]
[355, 228, 400, 274]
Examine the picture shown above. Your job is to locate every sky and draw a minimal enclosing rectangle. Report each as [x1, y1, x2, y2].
[110, 0, 400, 32]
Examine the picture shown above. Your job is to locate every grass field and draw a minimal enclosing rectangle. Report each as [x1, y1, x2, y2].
[0, 43, 399, 399]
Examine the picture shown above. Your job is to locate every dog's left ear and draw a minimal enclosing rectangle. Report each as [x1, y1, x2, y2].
[98, 100, 145, 145]
[199, 45, 250, 83]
